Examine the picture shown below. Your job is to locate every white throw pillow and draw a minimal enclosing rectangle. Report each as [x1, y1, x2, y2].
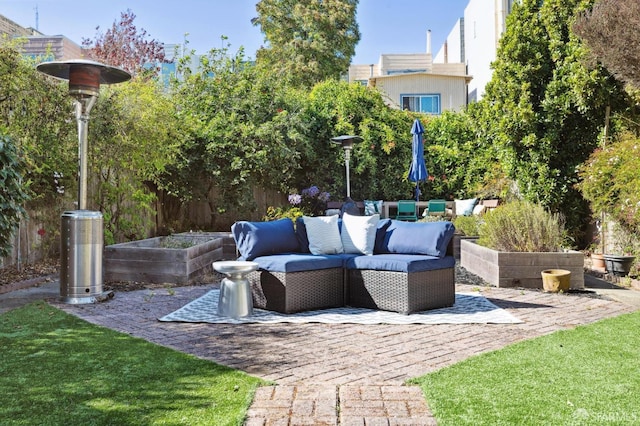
[455, 198, 478, 216]
[324, 209, 341, 216]
[472, 204, 486, 216]
[340, 213, 380, 255]
[303, 215, 344, 255]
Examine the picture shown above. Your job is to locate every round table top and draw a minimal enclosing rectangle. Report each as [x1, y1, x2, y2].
[213, 260, 259, 275]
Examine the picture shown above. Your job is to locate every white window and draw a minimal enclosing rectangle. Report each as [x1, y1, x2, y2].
[401, 94, 441, 114]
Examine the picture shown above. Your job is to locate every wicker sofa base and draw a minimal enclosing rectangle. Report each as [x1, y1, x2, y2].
[248, 268, 344, 314]
[348, 268, 455, 314]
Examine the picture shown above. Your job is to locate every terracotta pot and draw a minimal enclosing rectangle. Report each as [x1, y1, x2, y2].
[591, 253, 606, 270]
[541, 269, 571, 293]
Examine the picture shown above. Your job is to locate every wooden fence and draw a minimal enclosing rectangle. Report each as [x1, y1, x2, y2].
[1, 187, 288, 268]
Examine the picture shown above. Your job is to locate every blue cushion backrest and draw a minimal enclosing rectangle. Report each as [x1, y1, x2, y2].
[296, 216, 343, 253]
[377, 220, 455, 258]
[231, 218, 300, 260]
[374, 218, 393, 253]
[295, 217, 311, 253]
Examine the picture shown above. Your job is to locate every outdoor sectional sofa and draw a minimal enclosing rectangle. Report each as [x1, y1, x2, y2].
[231, 214, 456, 315]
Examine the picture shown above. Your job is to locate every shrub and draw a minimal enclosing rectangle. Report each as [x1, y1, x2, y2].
[452, 215, 481, 236]
[0, 135, 29, 257]
[478, 200, 565, 252]
[577, 131, 640, 231]
[263, 206, 304, 223]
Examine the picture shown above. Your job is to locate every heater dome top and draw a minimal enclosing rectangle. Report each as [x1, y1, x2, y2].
[36, 59, 131, 85]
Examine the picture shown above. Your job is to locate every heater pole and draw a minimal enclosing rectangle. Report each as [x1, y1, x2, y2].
[75, 96, 96, 210]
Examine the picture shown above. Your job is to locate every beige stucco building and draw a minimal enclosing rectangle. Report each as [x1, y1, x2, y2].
[348, 51, 470, 114]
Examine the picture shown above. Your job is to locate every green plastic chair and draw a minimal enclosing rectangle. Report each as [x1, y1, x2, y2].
[427, 199, 447, 216]
[396, 200, 418, 221]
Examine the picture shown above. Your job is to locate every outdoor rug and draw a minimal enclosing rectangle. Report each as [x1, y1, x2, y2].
[159, 290, 522, 325]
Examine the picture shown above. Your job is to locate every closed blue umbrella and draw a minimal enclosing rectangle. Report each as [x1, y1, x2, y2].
[408, 118, 428, 201]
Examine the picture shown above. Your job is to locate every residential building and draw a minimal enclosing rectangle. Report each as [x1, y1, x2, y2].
[434, 18, 464, 64]
[348, 36, 471, 114]
[18, 35, 84, 61]
[436, 0, 513, 102]
[0, 13, 35, 38]
[1, 13, 84, 61]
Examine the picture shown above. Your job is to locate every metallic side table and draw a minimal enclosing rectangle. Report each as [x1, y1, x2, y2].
[213, 261, 259, 318]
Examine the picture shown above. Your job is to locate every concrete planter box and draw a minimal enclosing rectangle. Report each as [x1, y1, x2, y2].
[460, 239, 584, 289]
[104, 232, 235, 284]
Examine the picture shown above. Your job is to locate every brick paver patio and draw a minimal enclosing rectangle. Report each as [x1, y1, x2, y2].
[47, 278, 636, 425]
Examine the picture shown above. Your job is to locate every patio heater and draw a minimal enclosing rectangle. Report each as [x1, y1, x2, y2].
[330, 135, 363, 199]
[36, 59, 131, 304]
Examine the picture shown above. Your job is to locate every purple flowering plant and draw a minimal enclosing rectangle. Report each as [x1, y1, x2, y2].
[289, 185, 330, 216]
[264, 185, 331, 221]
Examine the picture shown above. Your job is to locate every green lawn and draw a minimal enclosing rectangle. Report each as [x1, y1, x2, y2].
[0, 301, 265, 425]
[410, 310, 640, 425]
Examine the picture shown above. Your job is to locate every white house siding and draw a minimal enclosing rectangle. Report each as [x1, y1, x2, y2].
[348, 64, 378, 84]
[432, 63, 467, 77]
[371, 73, 468, 113]
[434, 18, 464, 64]
[464, 0, 512, 101]
[379, 53, 433, 74]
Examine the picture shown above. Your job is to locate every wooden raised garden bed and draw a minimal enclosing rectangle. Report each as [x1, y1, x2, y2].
[104, 232, 235, 284]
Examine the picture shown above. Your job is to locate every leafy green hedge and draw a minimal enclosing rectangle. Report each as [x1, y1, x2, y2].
[0, 135, 29, 257]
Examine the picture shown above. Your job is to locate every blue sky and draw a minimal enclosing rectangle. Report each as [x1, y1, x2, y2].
[1, 0, 469, 64]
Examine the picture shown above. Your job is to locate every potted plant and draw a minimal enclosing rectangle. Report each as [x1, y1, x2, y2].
[603, 223, 637, 277]
[460, 200, 584, 289]
[591, 251, 606, 270]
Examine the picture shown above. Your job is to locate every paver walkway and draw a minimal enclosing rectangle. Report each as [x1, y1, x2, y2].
[41, 279, 636, 425]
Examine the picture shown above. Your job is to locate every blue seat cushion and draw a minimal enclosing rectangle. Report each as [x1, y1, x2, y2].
[232, 218, 300, 261]
[252, 253, 350, 273]
[346, 253, 455, 273]
[377, 220, 455, 258]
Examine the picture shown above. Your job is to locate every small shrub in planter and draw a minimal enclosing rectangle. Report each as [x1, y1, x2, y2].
[453, 215, 481, 236]
[478, 200, 566, 252]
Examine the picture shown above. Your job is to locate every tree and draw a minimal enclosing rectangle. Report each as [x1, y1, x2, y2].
[479, 0, 627, 240]
[87, 78, 182, 243]
[0, 39, 76, 206]
[252, 0, 360, 89]
[1, 38, 78, 255]
[301, 80, 434, 202]
[574, 0, 640, 88]
[165, 47, 307, 229]
[578, 131, 640, 231]
[81, 9, 166, 76]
